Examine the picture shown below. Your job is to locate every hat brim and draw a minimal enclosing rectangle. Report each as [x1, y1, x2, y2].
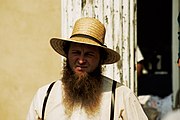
[50, 37, 120, 64]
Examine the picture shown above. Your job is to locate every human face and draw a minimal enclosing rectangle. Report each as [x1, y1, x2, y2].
[67, 43, 101, 74]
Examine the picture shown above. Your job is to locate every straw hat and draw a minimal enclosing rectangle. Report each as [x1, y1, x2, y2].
[50, 17, 120, 64]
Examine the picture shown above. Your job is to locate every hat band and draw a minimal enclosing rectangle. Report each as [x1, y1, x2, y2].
[70, 34, 106, 47]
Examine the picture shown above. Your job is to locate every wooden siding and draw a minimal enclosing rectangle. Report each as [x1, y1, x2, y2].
[61, 0, 137, 92]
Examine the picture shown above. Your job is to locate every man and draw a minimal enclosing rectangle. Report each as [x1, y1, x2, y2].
[26, 17, 148, 120]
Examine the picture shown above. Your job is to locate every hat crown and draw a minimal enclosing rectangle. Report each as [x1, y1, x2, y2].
[71, 17, 106, 45]
[50, 17, 120, 64]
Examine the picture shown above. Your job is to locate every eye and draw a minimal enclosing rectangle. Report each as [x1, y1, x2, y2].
[71, 50, 81, 55]
[85, 52, 95, 57]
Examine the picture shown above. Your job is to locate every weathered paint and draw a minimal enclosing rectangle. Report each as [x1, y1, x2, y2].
[61, 0, 137, 92]
[172, 0, 180, 108]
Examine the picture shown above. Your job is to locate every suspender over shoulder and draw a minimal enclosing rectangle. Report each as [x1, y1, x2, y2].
[41, 81, 56, 120]
[41, 80, 117, 120]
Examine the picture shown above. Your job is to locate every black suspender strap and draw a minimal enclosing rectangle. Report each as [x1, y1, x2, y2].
[110, 80, 116, 120]
[41, 81, 56, 120]
[41, 80, 116, 120]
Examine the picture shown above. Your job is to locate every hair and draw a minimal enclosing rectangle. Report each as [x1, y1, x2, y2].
[63, 41, 70, 55]
[61, 60, 103, 117]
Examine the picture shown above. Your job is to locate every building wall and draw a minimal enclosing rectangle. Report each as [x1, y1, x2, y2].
[61, 0, 137, 91]
[0, 0, 61, 119]
[172, 0, 180, 108]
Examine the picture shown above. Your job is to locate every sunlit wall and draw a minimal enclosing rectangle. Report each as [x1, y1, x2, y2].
[0, 0, 61, 119]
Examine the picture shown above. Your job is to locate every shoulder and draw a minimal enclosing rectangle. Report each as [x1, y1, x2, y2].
[101, 75, 113, 83]
[115, 82, 136, 98]
[27, 80, 62, 118]
[37, 81, 60, 91]
[35, 80, 62, 100]
[101, 75, 125, 90]
[101, 75, 125, 86]
[117, 85, 133, 94]
[32, 80, 62, 106]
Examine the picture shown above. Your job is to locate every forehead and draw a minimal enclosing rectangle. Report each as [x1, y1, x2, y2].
[69, 42, 100, 51]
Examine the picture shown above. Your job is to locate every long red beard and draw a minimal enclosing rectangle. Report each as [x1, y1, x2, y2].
[61, 65, 103, 117]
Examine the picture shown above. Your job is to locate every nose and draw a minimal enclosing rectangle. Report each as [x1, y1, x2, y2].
[78, 55, 86, 64]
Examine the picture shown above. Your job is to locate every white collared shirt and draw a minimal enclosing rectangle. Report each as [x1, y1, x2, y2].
[26, 76, 148, 120]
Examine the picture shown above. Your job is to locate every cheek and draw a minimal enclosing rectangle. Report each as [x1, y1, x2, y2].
[67, 55, 75, 67]
[90, 57, 100, 66]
